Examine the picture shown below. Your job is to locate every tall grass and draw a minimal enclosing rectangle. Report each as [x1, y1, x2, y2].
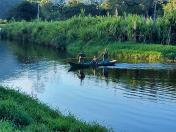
[1, 15, 174, 45]
[0, 15, 176, 61]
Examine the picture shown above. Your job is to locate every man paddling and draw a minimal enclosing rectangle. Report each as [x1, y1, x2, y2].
[78, 51, 86, 64]
[103, 48, 108, 62]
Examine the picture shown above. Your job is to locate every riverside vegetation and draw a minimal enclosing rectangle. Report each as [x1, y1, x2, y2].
[0, 86, 108, 131]
[1, 15, 176, 62]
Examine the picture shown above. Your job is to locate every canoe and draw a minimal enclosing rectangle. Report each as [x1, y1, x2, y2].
[69, 60, 117, 68]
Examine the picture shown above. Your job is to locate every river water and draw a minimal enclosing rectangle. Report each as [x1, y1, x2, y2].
[0, 41, 176, 132]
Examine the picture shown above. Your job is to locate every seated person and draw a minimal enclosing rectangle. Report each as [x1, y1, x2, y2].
[78, 55, 84, 64]
[92, 56, 98, 65]
[78, 51, 86, 64]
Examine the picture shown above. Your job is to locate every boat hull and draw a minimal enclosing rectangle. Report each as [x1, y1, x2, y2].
[69, 60, 116, 68]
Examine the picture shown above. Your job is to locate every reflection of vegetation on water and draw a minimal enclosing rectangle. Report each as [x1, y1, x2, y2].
[5, 42, 69, 94]
[7, 41, 69, 64]
[70, 67, 176, 99]
[6, 41, 176, 100]
[0, 86, 107, 131]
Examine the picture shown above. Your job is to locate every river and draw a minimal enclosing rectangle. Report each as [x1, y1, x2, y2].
[0, 41, 176, 132]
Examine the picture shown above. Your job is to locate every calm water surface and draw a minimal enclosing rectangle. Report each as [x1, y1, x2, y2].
[0, 41, 176, 132]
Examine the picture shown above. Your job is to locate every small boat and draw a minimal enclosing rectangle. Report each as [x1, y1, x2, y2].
[69, 60, 117, 68]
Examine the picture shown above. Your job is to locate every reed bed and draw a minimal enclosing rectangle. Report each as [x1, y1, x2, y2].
[1, 15, 174, 44]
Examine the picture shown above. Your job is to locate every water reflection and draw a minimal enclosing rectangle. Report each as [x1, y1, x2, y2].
[69, 67, 110, 85]
[68, 65, 176, 102]
[1, 41, 176, 132]
[1, 41, 176, 102]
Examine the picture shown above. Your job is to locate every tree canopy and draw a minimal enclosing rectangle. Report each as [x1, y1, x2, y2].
[0, 0, 23, 18]
[8, 1, 38, 20]
[1, 0, 173, 21]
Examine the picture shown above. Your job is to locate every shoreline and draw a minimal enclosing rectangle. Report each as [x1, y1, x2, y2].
[0, 86, 108, 131]
[1, 17, 176, 62]
[67, 41, 176, 63]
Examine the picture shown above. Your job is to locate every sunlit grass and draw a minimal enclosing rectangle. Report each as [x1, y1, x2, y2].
[68, 41, 176, 62]
[0, 86, 108, 131]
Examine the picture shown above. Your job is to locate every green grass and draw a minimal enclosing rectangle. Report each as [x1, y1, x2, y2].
[1, 16, 176, 62]
[1, 15, 174, 45]
[0, 86, 108, 131]
[68, 41, 176, 62]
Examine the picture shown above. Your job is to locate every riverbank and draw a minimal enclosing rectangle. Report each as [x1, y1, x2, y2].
[68, 41, 176, 62]
[0, 86, 107, 131]
[0, 16, 176, 62]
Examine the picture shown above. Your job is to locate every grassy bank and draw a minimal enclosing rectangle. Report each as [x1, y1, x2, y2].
[68, 41, 176, 62]
[8, 40, 176, 63]
[1, 16, 175, 45]
[0, 86, 108, 131]
[1, 16, 176, 62]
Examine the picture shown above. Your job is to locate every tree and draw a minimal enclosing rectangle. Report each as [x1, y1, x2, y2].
[163, 0, 176, 44]
[27, 0, 50, 5]
[68, 0, 81, 6]
[101, 0, 111, 10]
[27, 0, 50, 19]
[0, 0, 23, 19]
[163, 0, 176, 24]
[40, 1, 64, 20]
[8, 1, 38, 21]
[109, 0, 163, 17]
[163, 0, 176, 15]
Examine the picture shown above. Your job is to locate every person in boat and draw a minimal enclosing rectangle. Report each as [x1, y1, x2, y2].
[92, 56, 98, 65]
[78, 51, 86, 64]
[103, 48, 109, 62]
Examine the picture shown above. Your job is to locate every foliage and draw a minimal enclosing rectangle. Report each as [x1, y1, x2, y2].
[101, 0, 111, 10]
[7, 1, 38, 21]
[62, 4, 107, 19]
[163, 0, 176, 23]
[5, 1, 108, 21]
[163, 0, 176, 43]
[0, 0, 23, 19]
[0, 0, 169, 21]
[67, 41, 176, 62]
[40, 2, 62, 20]
[27, 0, 50, 5]
[109, 0, 164, 17]
[68, 0, 81, 6]
[1, 16, 176, 61]
[1, 15, 176, 45]
[0, 86, 108, 131]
